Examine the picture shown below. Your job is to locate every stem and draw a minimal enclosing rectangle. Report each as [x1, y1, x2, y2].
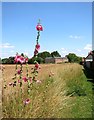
[14, 64, 18, 78]
[20, 64, 23, 87]
[26, 63, 29, 78]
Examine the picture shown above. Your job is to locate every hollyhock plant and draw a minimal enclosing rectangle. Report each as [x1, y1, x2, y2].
[35, 44, 40, 51]
[17, 70, 21, 75]
[6, 20, 43, 116]
[9, 82, 13, 86]
[25, 57, 28, 63]
[36, 24, 43, 31]
[35, 63, 40, 70]
[14, 54, 28, 64]
[34, 49, 38, 56]
[23, 77, 28, 82]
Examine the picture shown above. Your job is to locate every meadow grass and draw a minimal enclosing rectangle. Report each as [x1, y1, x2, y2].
[2, 63, 93, 118]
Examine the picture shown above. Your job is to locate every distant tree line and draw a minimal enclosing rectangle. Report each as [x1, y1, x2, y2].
[1, 51, 61, 64]
[1, 51, 82, 64]
[66, 53, 82, 64]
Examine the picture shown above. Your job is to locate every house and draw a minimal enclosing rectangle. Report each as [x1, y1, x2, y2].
[83, 51, 94, 70]
[45, 57, 68, 64]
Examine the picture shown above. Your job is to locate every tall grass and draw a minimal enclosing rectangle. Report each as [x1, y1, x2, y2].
[2, 63, 93, 118]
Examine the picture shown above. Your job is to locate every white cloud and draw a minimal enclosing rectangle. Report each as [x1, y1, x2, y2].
[61, 48, 69, 57]
[0, 43, 15, 48]
[61, 47, 88, 57]
[69, 35, 81, 39]
[77, 49, 82, 52]
[84, 44, 92, 51]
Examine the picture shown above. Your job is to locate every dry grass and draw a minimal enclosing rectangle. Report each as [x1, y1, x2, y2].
[2, 63, 93, 118]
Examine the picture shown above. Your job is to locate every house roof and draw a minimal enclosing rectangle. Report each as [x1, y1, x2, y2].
[85, 50, 94, 60]
[45, 57, 68, 59]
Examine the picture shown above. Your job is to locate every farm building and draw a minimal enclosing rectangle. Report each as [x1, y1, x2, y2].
[45, 57, 68, 63]
[84, 51, 94, 70]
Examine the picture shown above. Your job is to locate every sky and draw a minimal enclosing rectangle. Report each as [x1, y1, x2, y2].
[1, 2, 92, 58]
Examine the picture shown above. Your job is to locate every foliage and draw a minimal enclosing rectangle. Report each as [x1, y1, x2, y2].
[2, 57, 14, 64]
[51, 51, 61, 57]
[66, 53, 82, 63]
[28, 56, 44, 64]
[37, 51, 52, 62]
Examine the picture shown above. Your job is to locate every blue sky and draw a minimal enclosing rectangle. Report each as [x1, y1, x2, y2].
[1, 2, 92, 58]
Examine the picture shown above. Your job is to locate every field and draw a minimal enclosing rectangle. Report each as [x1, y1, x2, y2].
[1, 63, 93, 118]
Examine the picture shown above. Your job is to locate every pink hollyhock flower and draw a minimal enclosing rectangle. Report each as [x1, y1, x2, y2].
[9, 82, 13, 86]
[19, 56, 25, 64]
[34, 49, 38, 56]
[14, 55, 26, 64]
[25, 57, 28, 63]
[36, 24, 43, 31]
[35, 44, 40, 51]
[23, 98, 30, 105]
[35, 63, 40, 70]
[17, 70, 21, 75]
[22, 77, 28, 82]
[14, 55, 21, 63]
[18, 80, 21, 83]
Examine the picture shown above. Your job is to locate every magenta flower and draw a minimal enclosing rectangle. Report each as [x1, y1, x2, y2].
[25, 57, 28, 63]
[23, 98, 30, 105]
[19, 56, 25, 64]
[36, 24, 43, 31]
[18, 80, 21, 83]
[22, 77, 28, 82]
[17, 70, 21, 74]
[9, 82, 13, 86]
[35, 63, 40, 70]
[14, 55, 21, 63]
[14, 54, 27, 64]
[35, 44, 40, 51]
[34, 49, 38, 56]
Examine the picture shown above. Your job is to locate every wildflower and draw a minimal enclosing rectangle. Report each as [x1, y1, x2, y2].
[36, 24, 43, 31]
[9, 82, 13, 86]
[17, 70, 21, 75]
[25, 57, 28, 63]
[14, 54, 26, 64]
[18, 80, 21, 83]
[35, 44, 40, 51]
[23, 77, 28, 82]
[23, 98, 30, 105]
[35, 63, 40, 70]
[19, 56, 25, 64]
[14, 55, 21, 63]
[34, 49, 38, 56]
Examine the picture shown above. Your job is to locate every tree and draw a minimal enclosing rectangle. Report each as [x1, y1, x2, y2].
[0, 58, 2, 64]
[28, 57, 44, 64]
[2, 57, 14, 64]
[51, 51, 61, 57]
[66, 53, 82, 63]
[37, 51, 51, 62]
